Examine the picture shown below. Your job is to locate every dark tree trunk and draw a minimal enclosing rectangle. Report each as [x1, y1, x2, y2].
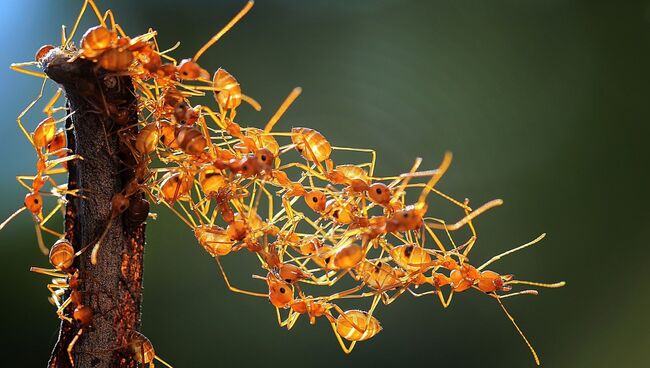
[42, 49, 145, 368]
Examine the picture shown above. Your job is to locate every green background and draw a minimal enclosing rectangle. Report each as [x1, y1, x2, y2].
[1, 0, 648, 366]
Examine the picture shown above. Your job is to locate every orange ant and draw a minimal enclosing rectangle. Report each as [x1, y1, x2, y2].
[30, 238, 93, 367]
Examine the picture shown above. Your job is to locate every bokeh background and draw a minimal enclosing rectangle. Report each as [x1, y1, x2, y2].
[1, 0, 649, 366]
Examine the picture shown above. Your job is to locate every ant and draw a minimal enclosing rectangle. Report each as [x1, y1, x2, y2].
[30, 238, 93, 367]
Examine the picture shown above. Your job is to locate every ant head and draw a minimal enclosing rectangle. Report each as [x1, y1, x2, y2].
[35, 44, 55, 63]
[478, 270, 512, 293]
[111, 193, 130, 216]
[304, 190, 326, 213]
[177, 59, 210, 80]
[267, 273, 294, 308]
[237, 156, 259, 178]
[73, 305, 93, 327]
[368, 183, 391, 205]
[24, 192, 43, 215]
[254, 147, 275, 173]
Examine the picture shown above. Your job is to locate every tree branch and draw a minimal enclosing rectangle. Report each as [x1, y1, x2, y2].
[42, 49, 146, 368]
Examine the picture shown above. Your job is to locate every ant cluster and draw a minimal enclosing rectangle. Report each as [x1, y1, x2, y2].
[6, 1, 564, 366]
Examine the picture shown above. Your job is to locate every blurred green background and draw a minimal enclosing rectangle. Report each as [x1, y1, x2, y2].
[1, 0, 649, 366]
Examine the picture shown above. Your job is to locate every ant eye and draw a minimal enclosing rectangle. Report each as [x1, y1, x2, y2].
[405, 245, 413, 257]
[376, 188, 382, 194]
[324, 257, 331, 263]
[333, 210, 339, 218]
[279, 287, 286, 294]
[34, 199, 39, 204]
[261, 155, 267, 161]
[285, 279, 292, 283]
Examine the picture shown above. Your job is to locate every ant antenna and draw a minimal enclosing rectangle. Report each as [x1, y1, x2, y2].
[193, 1, 255, 62]
[264, 87, 302, 133]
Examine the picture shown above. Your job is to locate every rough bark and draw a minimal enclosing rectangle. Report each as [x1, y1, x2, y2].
[42, 49, 145, 368]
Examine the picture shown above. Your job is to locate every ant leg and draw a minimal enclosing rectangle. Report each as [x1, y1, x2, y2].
[66, 0, 106, 49]
[154, 354, 174, 368]
[366, 294, 381, 319]
[43, 88, 63, 116]
[329, 321, 357, 354]
[67, 328, 84, 367]
[10, 61, 47, 79]
[327, 283, 368, 300]
[86, 0, 106, 26]
[478, 233, 546, 271]
[493, 295, 540, 365]
[391, 157, 423, 203]
[45, 154, 84, 171]
[16, 175, 36, 191]
[30, 267, 66, 277]
[276, 307, 297, 328]
[16, 78, 48, 148]
[201, 106, 228, 130]
[55, 296, 74, 323]
[102, 10, 126, 37]
[196, 113, 217, 158]
[34, 223, 49, 255]
[308, 270, 348, 287]
[422, 223, 448, 252]
[160, 200, 195, 229]
[256, 184, 275, 225]
[41, 201, 63, 229]
[397, 183, 470, 210]
[0, 207, 27, 232]
[436, 288, 454, 308]
[40, 223, 63, 238]
[276, 162, 328, 181]
[285, 310, 302, 330]
[382, 287, 411, 305]
[426, 198, 504, 231]
[214, 257, 267, 298]
[407, 288, 437, 298]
